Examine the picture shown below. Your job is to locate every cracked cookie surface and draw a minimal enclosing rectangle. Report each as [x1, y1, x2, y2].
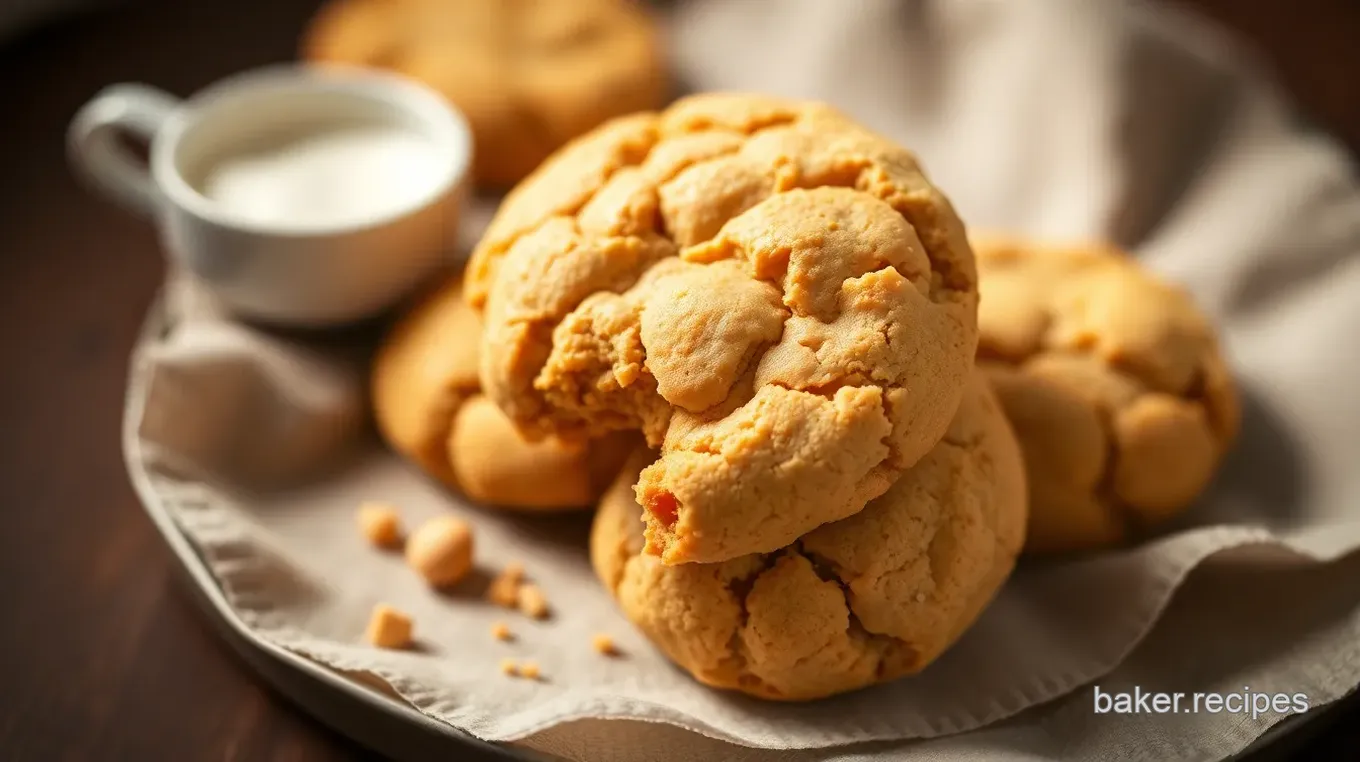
[473, 93, 979, 563]
[372, 275, 632, 510]
[973, 235, 1240, 554]
[590, 376, 1026, 701]
[302, 0, 668, 187]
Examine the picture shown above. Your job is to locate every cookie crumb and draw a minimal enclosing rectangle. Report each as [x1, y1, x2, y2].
[591, 633, 618, 656]
[517, 583, 550, 619]
[356, 502, 402, 548]
[365, 604, 412, 649]
[500, 658, 519, 677]
[486, 562, 525, 608]
[520, 661, 541, 680]
[406, 516, 474, 587]
[491, 621, 513, 642]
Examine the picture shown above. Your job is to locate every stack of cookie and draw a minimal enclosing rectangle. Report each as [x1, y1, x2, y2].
[454, 93, 1026, 700]
[374, 92, 1240, 700]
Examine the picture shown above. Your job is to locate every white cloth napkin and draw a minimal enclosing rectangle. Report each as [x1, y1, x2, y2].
[124, 1, 1360, 759]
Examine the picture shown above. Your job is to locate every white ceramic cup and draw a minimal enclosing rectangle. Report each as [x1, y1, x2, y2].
[68, 65, 473, 327]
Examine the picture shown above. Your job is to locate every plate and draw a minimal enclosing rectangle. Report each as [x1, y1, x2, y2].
[122, 291, 1348, 762]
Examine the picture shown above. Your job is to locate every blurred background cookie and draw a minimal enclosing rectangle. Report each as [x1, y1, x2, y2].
[973, 235, 1241, 554]
[372, 274, 632, 510]
[301, 0, 669, 188]
[591, 376, 1026, 701]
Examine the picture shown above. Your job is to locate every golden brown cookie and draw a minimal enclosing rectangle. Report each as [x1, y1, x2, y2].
[301, 0, 669, 188]
[591, 376, 1026, 701]
[973, 235, 1240, 554]
[472, 93, 980, 564]
[372, 275, 630, 509]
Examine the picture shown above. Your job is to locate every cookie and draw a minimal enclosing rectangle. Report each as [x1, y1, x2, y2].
[471, 93, 979, 564]
[973, 235, 1240, 554]
[372, 275, 631, 509]
[591, 376, 1026, 701]
[301, 0, 669, 188]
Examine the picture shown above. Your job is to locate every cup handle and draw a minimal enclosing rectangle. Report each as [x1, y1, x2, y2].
[68, 84, 181, 217]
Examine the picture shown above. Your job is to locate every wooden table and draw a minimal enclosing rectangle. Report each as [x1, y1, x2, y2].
[1, 1, 1356, 759]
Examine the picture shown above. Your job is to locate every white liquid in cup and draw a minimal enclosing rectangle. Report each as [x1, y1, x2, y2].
[68, 66, 472, 326]
[200, 125, 445, 230]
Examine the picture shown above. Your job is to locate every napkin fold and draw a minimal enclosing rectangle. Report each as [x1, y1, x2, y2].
[124, 1, 1360, 759]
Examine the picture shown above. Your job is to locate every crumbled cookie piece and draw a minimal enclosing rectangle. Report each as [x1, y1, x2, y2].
[591, 633, 619, 656]
[356, 502, 403, 548]
[406, 516, 474, 587]
[486, 562, 525, 608]
[365, 604, 413, 649]
[517, 584, 550, 619]
[491, 621, 513, 642]
[500, 658, 520, 677]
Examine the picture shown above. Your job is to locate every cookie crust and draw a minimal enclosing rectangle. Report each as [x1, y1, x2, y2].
[473, 93, 980, 563]
[973, 235, 1240, 554]
[372, 275, 629, 509]
[591, 376, 1026, 701]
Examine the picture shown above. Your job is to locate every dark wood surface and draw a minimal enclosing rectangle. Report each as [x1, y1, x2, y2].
[0, 1, 1356, 760]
